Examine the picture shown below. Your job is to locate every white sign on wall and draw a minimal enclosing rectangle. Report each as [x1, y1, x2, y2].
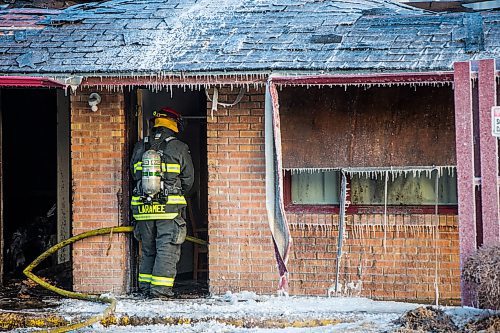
[492, 106, 500, 137]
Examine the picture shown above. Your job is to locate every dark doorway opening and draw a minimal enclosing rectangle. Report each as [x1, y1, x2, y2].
[132, 87, 208, 296]
[0, 88, 71, 306]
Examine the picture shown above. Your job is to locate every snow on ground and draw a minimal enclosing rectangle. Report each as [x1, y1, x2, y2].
[79, 320, 384, 333]
[13, 292, 495, 332]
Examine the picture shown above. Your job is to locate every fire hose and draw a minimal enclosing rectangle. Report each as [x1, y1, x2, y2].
[23, 226, 207, 333]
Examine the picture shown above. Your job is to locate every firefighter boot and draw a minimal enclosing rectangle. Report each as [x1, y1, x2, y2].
[150, 287, 175, 299]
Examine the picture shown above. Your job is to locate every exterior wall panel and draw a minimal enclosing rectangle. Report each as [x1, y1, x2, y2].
[207, 86, 460, 302]
[280, 86, 456, 169]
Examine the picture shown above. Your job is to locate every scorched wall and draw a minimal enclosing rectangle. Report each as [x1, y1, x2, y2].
[207, 86, 460, 303]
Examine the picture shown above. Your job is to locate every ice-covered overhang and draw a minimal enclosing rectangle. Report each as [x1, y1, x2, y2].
[3, 64, 498, 91]
[0, 76, 64, 88]
[269, 72, 455, 87]
[71, 71, 460, 90]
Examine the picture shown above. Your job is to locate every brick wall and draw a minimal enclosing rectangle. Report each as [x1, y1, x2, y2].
[207, 85, 461, 303]
[207, 87, 278, 294]
[287, 213, 460, 303]
[71, 88, 128, 294]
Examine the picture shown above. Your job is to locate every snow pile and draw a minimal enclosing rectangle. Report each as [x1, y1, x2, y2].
[15, 293, 495, 332]
[444, 306, 494, 328]
[221, 290, 259, 304]
[43, 293, 422, 332]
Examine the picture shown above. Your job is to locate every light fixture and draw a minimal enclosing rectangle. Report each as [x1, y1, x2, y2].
[88, 93, 101, 112]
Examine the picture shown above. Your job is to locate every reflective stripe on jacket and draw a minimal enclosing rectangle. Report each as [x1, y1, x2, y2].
[131, 195, 186, 220]
[133, 161, 181, 174]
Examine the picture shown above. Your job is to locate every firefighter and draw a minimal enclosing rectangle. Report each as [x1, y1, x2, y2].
[130, 107, 194, 299]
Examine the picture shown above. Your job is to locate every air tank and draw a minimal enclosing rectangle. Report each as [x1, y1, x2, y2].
[141, 150, 162, 197]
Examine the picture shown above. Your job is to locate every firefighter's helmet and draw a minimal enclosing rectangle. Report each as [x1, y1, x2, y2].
[152, 107, 184, 132]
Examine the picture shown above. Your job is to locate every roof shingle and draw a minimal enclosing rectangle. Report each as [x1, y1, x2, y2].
[0, 0, 498, 76]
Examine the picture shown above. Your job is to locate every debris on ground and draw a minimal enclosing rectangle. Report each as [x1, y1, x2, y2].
[1, 294, 498, 332]
[0, 258, 71, 311]
[99, 315, 343, 329]
[1, 296, 421, 332]
[462, 244, 500, 310]
[171, 279, 209, 299]
[463, 313, 500, 333]
[0, 278, 60, 311]
[392, 306, 458, 333]
[0, 312, 68, 330]
[5, 203, 57, 278]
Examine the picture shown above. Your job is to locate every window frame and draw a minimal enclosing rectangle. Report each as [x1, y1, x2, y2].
[283, 171, 458, 215]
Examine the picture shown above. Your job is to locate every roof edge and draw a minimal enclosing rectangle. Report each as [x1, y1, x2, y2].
[3, 68, 497, 89]
[0, 76, 65, 87]
[80, 71, 457, 87]
[270, 72, 455, 86]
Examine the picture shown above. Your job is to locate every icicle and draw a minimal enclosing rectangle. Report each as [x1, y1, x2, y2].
[434, 170, 440, 307]
[383, 171, 388, 253]
[334, 172, 348, 293]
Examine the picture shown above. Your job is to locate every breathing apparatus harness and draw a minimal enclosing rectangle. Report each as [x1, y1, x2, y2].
[138, 130, 181, 205]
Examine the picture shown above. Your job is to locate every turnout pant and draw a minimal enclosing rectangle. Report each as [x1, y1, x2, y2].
[134, 216, 187, 295]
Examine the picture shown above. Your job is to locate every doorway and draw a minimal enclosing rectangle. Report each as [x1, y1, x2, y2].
[0, 88, 71, 294]
[135, 87, 208, 295]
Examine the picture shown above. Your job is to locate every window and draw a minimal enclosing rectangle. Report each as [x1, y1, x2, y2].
[291, 170, 340, 204]
[286, 168, 458, 212]
[349, 171, 457, 205]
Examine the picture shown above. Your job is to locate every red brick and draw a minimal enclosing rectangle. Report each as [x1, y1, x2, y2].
[71, 89, 127, 294]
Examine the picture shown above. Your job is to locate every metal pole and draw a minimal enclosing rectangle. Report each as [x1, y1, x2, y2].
[335, 171, 348, 293]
